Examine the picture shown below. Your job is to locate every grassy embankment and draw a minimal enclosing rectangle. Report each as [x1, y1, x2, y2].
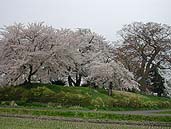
[0, 83, 171, 110]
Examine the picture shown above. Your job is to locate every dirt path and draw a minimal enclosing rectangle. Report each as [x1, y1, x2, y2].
[51, 109, 171, 116]
[107, 109, 171, 116]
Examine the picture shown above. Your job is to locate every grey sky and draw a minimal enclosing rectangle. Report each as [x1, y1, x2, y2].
[0, 0, 171, 41]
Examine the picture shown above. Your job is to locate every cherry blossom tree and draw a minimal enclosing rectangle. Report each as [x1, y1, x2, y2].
[0, 22, 140, 92]
[87, 61, 140, 91]
[0, 23, 60, 85]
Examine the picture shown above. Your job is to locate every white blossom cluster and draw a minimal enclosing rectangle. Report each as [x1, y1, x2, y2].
[0, 22, 139, 90]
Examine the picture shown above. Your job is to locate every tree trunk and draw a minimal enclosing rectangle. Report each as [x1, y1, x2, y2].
[23, 65, 33, 85]
[157, 92, 162, 97]
[68, 75, 76, 86]
[75, 73, 82, 86]
[68, 75, 73, 86]
[108, 82, 113, 96]
[138, 77, 148, 92]
[27, 74, 32, 84]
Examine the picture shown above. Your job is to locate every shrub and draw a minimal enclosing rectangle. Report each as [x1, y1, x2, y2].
[91, 97, 105, 108]
[55, 91, 66, 104]
[127, 96, 142, 108]
[158, 101, 171, 108]
[63, 93, 91, 106]
[20, 90, 32, 102]
[0, 86, 30, 101]
[31, 86, 56, 102]
[142, 101, 158, 109]
[10, 101, 17, 107]
[47, 102, 62, 108]
[50, 80, 66, 86]
[1, 101, 10, 106]
[68, 106, 84, 110]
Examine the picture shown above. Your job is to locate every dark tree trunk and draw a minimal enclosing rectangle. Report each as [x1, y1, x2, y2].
[151, 68, 165, 97]
[75, 73, 82, 86]
[138, 77, 148, 92]
[68, 75, 76, 86]
[158, 92, 162, 97]
[26, 64, 33, 84]
[108, 82, 113, 96]
[68, 73, 82, 87]
[68, 75, 73, 86]
[27, 74, 32, 84]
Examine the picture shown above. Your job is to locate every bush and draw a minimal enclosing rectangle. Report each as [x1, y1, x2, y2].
[127, 96, 142, 108]
[0, 86, 30, 101]
[50, 80, 66, 86]
[142, 101, 158, 109]
[142, 101, 171, 109]
[62, 93, 91, 106]
[157, 101, 171, 108]
[68, 106, 84, 110]
[10, 101, 17, 107]
[111, 96, 142, 108]
[31, 86, 56, 102]
[91, 97, 105, 108]
[55, 91, 66, 104]
[47, 102, 62, 108]
[1, 101, 10, 106]
[81, 83, 89, 87]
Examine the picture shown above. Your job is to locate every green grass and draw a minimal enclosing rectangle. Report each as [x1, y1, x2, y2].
[156, 111, 171, 114]
[0, 83, 171, 110]
[0, 117, 169, 129]
[0, 107, 171, 122]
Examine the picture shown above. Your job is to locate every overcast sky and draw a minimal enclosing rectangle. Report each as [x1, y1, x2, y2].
[0, 0, 171, 41]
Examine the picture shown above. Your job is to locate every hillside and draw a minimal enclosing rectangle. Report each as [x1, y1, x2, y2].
[0, 84, 171, 110]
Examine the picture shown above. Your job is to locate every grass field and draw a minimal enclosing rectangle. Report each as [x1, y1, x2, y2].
[0, 107, 171, 122]
[0, 117, 170, 129]
[157, 111, 171, 114]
